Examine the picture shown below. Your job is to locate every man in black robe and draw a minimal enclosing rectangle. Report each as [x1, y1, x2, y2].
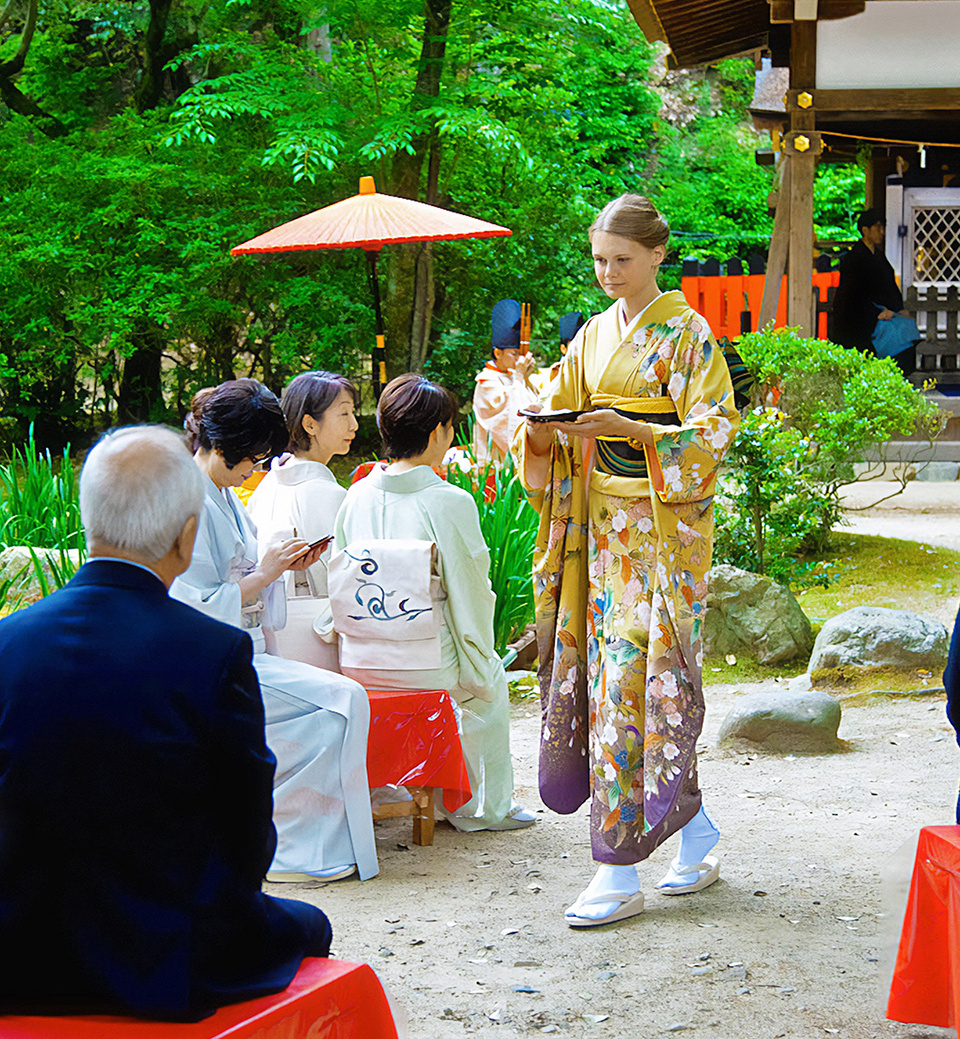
[832, 208, 914, 376]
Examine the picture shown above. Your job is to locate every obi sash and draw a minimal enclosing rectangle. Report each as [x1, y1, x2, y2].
[592, 393, 680, 479]
[328, 539, 445, 670]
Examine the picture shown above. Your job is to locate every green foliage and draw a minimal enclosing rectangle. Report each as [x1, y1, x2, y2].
[0, 430, 85, 614]
[715, 328, 942, 584]
[737, 328, 942, 476]
[651, 60, 776, 261]
[0, 428, 84, 551]
[422, 329, 486, 404]
[814, 163, 867, 240]
[0, 0, 882, 445]
[445, 450, 538, 656]
[714, 408, 835, 586]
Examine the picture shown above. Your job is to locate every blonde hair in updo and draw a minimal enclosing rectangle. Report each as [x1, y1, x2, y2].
[589, 194, 669, 251]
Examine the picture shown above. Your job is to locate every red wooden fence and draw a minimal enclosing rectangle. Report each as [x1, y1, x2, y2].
[681, 271, 840, 341]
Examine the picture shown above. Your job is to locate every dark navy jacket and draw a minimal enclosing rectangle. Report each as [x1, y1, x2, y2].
[945, 602, 960, 823]
[0, 560, 330, 1020]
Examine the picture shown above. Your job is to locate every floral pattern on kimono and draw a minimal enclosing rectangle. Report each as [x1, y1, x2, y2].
[513, 291, 739, 863]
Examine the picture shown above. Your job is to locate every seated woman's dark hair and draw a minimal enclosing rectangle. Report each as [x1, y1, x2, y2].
[183, 386, 216, 454]
[196, 378, 288, 468]
[377, 374, 458, 460]
[282, 371, 359, 453]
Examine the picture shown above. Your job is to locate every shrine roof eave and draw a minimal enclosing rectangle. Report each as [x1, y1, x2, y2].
[626, 0, 769, 68]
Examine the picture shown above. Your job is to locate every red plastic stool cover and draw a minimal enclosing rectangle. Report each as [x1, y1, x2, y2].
[0, 958, 398, 1039]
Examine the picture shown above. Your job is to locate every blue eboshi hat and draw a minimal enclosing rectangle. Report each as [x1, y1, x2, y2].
[492, 299, 522, 350]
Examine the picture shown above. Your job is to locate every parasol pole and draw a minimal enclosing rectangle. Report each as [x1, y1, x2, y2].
[365, 248, 387, 399]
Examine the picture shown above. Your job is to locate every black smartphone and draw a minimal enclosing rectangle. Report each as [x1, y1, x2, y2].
[297, 535, 333, 559]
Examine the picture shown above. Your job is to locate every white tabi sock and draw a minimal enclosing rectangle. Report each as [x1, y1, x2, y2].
[565, 863, 640, 921]
[660, 805, 719, 888]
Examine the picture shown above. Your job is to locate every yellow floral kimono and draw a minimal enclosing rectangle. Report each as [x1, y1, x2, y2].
[513, 291, 739, 864]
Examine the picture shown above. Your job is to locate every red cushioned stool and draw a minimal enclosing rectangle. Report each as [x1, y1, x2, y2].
[366, 688, 471, 846]
[0, 958, 398, 1039]
[887, 825, 960, 1032]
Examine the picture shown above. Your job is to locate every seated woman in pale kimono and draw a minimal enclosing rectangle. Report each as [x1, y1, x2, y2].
[515, 195, 739, 927]
[172, 379, 378, 885]
[332, 374, 535, 832]
[246, 371, 358, 671]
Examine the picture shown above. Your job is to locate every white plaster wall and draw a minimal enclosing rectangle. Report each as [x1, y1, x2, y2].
[817, 1, 960, 89]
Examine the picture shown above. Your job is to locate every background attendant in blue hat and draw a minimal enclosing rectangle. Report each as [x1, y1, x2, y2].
[536, 311, 587, 395]
[472, 299, 539, 464]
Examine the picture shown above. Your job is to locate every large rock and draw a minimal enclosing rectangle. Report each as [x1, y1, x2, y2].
[717, 687, 842, 752]
[0, 545, 82, 606]
[808, 606, 949, 693]
[705, 564, 814, 665]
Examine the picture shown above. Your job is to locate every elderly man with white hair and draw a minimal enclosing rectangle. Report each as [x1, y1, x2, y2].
[0, 425, 333, 1022]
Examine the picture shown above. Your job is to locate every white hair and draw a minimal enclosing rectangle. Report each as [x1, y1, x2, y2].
[80, 425, 205, 562]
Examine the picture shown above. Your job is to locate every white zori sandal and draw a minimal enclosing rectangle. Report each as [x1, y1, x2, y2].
[565, 890, 645, 929]
[655, 856, 720, 895]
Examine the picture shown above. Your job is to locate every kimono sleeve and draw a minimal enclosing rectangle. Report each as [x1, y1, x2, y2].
[433, 490, 502, 702]
[542, 327, 589, 413]
[474, 371, 537, 459]
[512, 326, 589, 506]
[170, 503, 243, 629]
[645, 312, 739, 504]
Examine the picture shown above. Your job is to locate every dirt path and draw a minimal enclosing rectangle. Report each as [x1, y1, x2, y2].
[273, 488, 960, 1039]
[840, 481, 960, 551]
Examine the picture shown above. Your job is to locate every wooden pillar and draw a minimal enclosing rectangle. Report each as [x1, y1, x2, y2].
[787, 20, 817, 336]
[787, 151, 816, 333]
[760, 158, 790, 331]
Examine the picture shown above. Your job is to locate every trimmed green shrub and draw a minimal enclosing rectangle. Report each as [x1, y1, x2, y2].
[715, 328, 942, 584]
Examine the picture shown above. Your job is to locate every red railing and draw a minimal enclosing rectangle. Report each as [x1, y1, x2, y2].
[681, 270, 839, 341]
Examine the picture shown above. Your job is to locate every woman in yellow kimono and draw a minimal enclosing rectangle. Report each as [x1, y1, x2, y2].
[515, 195, 739, 927]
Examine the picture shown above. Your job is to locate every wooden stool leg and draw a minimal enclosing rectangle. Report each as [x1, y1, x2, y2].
[410, 787, 435, 846]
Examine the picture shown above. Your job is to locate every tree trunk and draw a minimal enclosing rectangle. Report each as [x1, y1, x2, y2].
[134, 0, 174, 114]
[0, 0, 68, 137]
[385, 0, 450, 377]
[117, 322, 164, 423]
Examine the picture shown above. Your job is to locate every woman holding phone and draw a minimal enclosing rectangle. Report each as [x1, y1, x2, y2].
[172, 378, 377, 884]
[515, 195, 739, 927]
[248, 371, 359, 670]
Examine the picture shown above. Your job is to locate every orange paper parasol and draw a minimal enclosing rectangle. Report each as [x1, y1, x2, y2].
[232, 176, 512, 395]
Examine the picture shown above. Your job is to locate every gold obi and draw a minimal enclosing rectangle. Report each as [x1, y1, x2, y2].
[592, 394, 679, 479]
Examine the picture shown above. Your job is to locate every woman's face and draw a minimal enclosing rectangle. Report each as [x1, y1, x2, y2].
[302, 388, 358, 463]
[207, 450, 264, 489]
[591, 230, 664, 304]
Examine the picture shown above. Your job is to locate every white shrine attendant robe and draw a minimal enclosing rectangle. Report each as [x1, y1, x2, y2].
[170, 477, 378, 881]
[247, 455, 344, 671]
[334, 463, 515, 831]
[472, 363, 538, 465]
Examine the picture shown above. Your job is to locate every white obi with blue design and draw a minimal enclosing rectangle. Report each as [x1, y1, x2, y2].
[328, 539, 445, 670]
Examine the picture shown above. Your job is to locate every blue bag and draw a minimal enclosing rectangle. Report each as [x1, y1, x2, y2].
[872, 307, 921, 358]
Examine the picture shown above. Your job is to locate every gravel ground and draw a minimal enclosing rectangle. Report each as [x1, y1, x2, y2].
[267, 485, 960, 1039]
